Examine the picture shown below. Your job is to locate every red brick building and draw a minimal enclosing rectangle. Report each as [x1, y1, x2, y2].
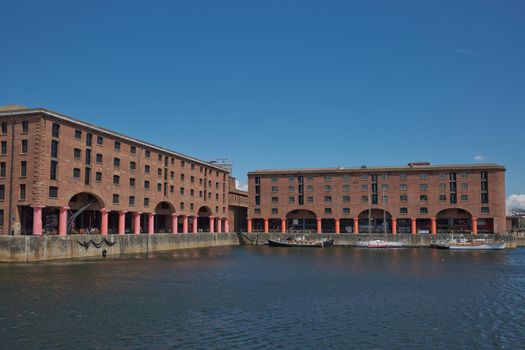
[247, 162, 506, 234]
[0, 105, 237, 236]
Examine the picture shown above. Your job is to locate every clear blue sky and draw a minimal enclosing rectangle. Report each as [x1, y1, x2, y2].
[1, 0, 524, 199]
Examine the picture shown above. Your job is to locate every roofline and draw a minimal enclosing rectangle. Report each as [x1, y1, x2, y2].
[0, 107, 230, 173]
[248, 163, 506, 175]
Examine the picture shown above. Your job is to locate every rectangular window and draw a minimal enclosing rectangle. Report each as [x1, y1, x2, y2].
[400, 173, 407, 180]
[21, 140, 28, 154]
[343, 195, 350, 203]
[1, 141, 7, 155]
[113, 175, 120, 185]
[361, 195, 368, 202]
[180, 202, 185, 210]
[20, 161, 27, 177]
[84, 167, 90, 186]
[381, 184, 388, 190]
[96, 172, 102, 182]
[113, 194, 120, 204]
[0, 162, 5, 177]
[460, 172, 468, 178]
[271, 196, 278, 203]
[343, 208, 350, 214]
[439, 183, 446, 190]
[73, 168, 81, 178]
[461, 183, 468, 190]
[420, 195, 428, 202]
[400, 184, 408, 191]
[50, 141, 58, 159]
[74, 148, 82, 159]
[272, 208, 278, 215]
[22, 121, 29, 133]
[439, 194, 446, 201]
[420, 208, 428, 214]
[324, 196, 332, 203]
[307, 196, 314, 203]
[324, 185, 332, 192]
[129, 178, 135, 187]
[325, 208, 332, 214]
[157, 168, 162, 176]
[157, 183, 162, 192]
[481, 193, 489, 204]
[288, 196, 295, 203]
[1, 122, 7, 134]
[419, 184, 428, 190]
[144, 180, 150, 189]
[419, 173, 428, 179]
[400, 195, 408, 202]
[271, 176, 278, 182]
[114, 141, 121, 150]
[361, 184, 368, 191]
[145, 165, 150, 173]
[179, 187, 184, 194]
[19, 184, 26, 200]
[324, 176, 332, 182]
[461, 194, 468, 201]
[96, 136, 104, 145]
[343, 174, 350, 181]
[129, 196, 135, 205]
[145, 150, 150, 158]
[481, 207, 489, 213]
[113, 158, 120, 167]
[50, 160, 57, 180]
[49, 186, 58, 198]
[0, 185, 4, 200]
[481, 171, 488, 180]
[96, 154, 103, 163]
[450, 193, 457, 204]
[400, 207, 408, 214]
[144, 198, 150, 207]
[75, 130, 82, 139]
[288, 186, 294, 192]
[342, 184, 350, 192]
[382, 195, 388, 203]
[86, 133, 92, 147]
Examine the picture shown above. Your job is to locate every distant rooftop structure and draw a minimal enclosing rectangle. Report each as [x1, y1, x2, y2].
[0, 104, 29, 111]
[208, 159, 232, 173]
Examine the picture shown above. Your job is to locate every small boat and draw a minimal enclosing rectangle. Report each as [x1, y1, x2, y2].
[430, 239, 450, 249]
[355, 240, 407, 248]
[267, 236, 334, 248]
[449, 238, 506, 250]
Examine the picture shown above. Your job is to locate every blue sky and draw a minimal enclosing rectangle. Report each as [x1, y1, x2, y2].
[1, 1, 524, 204]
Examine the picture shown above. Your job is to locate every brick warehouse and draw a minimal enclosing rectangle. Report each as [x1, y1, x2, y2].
[0, 105, 247, 236]
[247, 163, 506, 234]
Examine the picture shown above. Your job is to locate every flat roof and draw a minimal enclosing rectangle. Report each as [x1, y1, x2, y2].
[0, 106, 230, 173]
[248, 163, 506, 175]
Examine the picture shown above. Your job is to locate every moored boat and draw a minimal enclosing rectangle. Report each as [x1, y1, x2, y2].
[355, 240, 407, 248]
[433, 236, 506, 250]
[268, 237, 334, 247]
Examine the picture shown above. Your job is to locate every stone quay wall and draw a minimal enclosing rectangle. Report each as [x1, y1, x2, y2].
[0, 233, 238, 262]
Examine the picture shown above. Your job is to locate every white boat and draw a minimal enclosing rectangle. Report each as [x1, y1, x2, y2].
[448, 237, 506, 250]
[355, 240, 407, 248]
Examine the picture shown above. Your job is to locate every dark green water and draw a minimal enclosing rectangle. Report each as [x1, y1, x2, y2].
[1, 246, 524, 349]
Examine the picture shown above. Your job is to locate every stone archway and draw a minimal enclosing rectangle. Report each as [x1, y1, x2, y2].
[197, 206, 213, 232]
[358, 208, 393, 233]
[67, 192, 105, 234]
[286, 209, 317, 232]
[436, 208, 473, 234]
[154, 201, 176, 233]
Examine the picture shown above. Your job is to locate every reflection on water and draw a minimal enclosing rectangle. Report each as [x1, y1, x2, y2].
[0, 247, 524, 349]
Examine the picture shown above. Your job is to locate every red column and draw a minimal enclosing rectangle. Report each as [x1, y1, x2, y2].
[353, 218, 359, 234]
[147, 213, 155, 234]
[247, 219, 252, 233]
[335, 218, 340, 234]
[281, 218, 286, 233]
[264, 218, 269, 233]
[392, 218, 397, 235]
[171, 214, 178, 234]
[217, 217, 222, 233]
[192, 216, 198, 233]
[133, 212, 141, 234]
[100, 208, 109, 235]
[209, 216, 215, 233]
[317, 218, 322, 234]
[31, 205, 45, 236]
[224, 218, 230, 233]
[59, 207, 68, 236]
[182, 215, 188, 233]
[118, 211, 126, 235]
[411, 218, 417, 235]
[431, 218, 437, 235]
[472, 217, 478, 235]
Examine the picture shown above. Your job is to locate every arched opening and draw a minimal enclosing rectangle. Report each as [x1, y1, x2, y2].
[340, 218, 355, 233]
[416, 219, 431, 234]
[252, 218, 265, 232]
[286, 209, 317, 232]
[436, 208, 472, 234]
[197, 206, 212, 232]
[268, 218, 281, 232]
[154, 201, 175, 233]
[397, 219, 411, 233]
[67, 192, 105, 234]
[358, 209, 392, 233]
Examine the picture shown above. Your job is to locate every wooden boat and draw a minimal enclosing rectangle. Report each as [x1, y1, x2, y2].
[432, 236, 506, 250]
[267, 237, 334, 247]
